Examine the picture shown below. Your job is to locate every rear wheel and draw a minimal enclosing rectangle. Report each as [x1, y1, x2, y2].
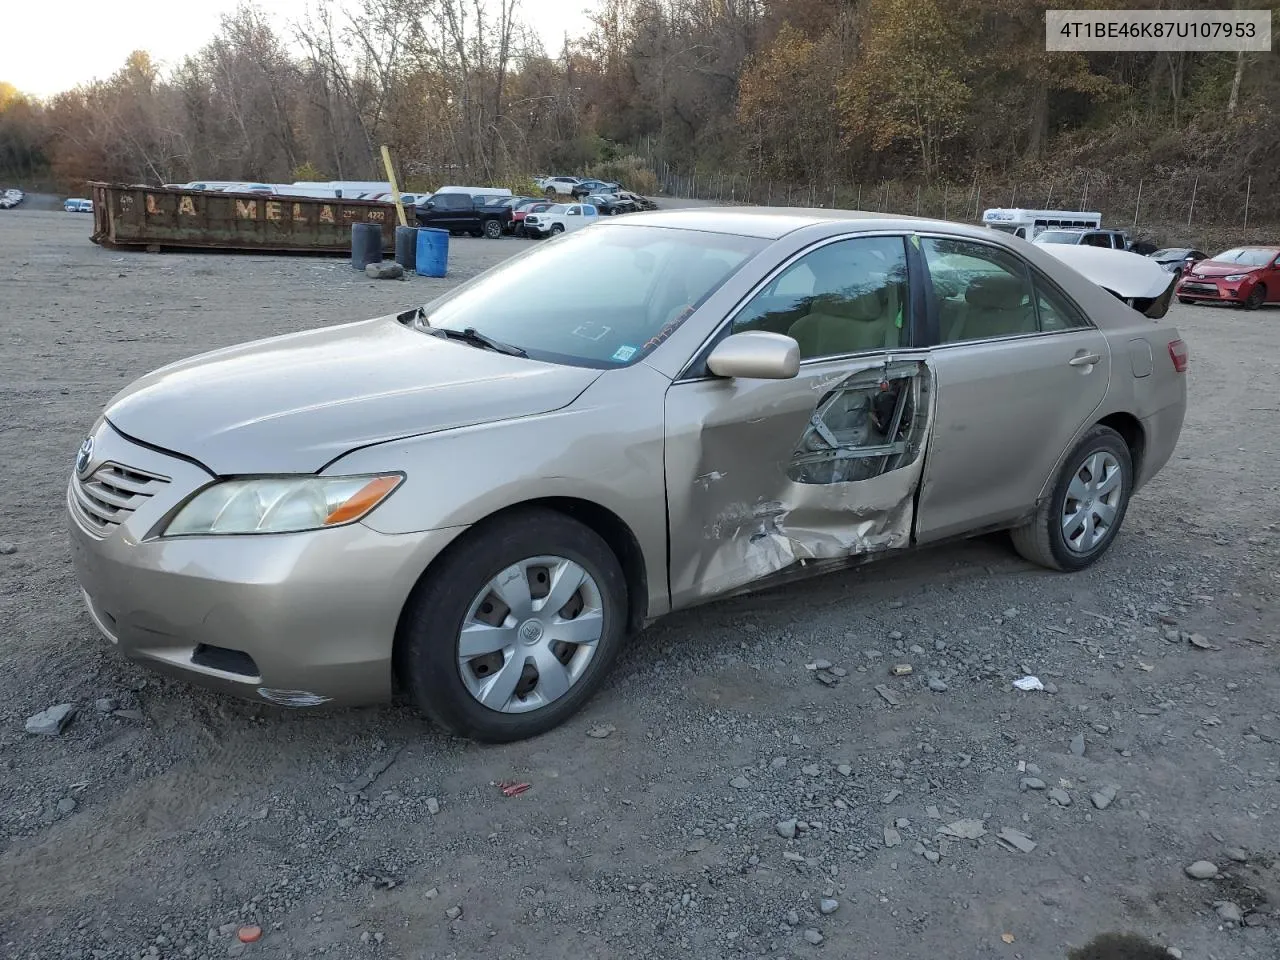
[545, 187, 557, 199]
[397, 509, 628, 742]
[483, 218, 502, 239]
[1010, 425, 1133, 572]
[1244, 284, 1266, 310]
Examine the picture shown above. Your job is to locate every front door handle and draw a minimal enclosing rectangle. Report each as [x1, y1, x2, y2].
[1069, 352, 1102, 367]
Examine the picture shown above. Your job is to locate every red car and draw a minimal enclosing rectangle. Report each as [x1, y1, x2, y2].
[1174, 246, 1280, 309]
[513, 200, 553, 237]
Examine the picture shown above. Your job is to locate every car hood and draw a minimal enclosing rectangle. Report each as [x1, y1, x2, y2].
[1185, 260, 1263, 278]
[103, 314, 602, 474]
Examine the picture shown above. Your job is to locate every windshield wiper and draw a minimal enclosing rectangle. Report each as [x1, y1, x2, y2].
[431, 325, 527, 358]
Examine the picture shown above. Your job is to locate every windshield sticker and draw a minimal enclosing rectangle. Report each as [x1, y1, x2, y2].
[572, 321, 613, 342]
[611, 345, 637, 362]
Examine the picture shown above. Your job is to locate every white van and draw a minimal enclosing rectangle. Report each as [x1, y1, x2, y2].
[434, 185, 513, 199]
[982, 208, 1102, 240]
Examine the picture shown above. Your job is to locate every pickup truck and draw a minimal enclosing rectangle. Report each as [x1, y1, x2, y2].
[414, 192, 511, 238]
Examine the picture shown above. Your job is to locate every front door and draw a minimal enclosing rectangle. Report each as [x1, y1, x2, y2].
[663, 234, 934, 608]
[911, 235, 1111, 544]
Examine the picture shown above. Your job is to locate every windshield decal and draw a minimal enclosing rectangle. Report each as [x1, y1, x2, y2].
[611, 345, 637, 362]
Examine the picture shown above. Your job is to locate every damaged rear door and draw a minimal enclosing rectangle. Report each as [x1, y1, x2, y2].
[663, 233, 936, 608]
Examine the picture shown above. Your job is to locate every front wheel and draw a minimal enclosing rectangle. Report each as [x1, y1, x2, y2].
[1244, 283, 1266, 310]
[550, 223, 564, 235]
[483, 218, 502, 239]
[1009, 425, 1133, 572]
[397, 509, 629, 742]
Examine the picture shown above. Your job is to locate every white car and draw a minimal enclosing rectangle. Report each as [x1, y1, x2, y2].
[522, 202, 599, 238]
[539, 176, 582, 198]
[64, 198, 93, 213]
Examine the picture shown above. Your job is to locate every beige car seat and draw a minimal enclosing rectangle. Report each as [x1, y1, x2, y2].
[788, 285, 901, 358]
[945, 273, 1036, 342]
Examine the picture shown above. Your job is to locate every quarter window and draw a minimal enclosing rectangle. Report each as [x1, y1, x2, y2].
[732, 236, 910, 360]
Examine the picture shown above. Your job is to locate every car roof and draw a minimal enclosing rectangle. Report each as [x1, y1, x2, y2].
[610, 206, 999, 240]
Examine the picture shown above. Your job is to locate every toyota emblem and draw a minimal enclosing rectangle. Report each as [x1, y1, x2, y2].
[75, 435, 94, 477]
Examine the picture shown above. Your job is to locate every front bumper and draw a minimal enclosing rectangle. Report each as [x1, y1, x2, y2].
[66, 421, 464, 707]
[1175, 276, 1250, 302]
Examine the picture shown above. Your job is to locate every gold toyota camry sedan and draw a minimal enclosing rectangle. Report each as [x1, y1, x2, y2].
[67, 209, 1188, 741]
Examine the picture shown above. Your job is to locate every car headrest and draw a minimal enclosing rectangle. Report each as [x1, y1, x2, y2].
[810, 288, 889, 322]
[965, 273, 1026, 310]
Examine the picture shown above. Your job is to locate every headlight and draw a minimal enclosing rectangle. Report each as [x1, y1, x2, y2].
[162, 474, 402, 536]
[1223, 274, 1248, 282]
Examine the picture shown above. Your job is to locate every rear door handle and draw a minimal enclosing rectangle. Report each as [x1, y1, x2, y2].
[1069, 353, 1102, 367]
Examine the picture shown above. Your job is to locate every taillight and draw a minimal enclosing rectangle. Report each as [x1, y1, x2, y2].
[1168, 339, 1189, 373]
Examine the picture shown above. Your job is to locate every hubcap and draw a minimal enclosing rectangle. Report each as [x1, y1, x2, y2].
[457, 555, 604, 713]
[1062, 451, 1123, 553]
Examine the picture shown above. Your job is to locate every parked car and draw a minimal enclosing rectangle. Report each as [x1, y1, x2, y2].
[414, 192, 511, 239]
[584, 193, 635, 216]
[522, 202, 599, 237]
[510, 199, 550, 236]
[618, 190, 657, 211]
[64, 198, 93, 213]
[1032, 228, 1131, 250]
[571, 179, 620, 200]
[2, 188, 25, 208]
[541, 176, 582, 198]
[66, 208, 1187, 742]
[1148, 247, 1207, 279]
[1174, 246, 1280, 309]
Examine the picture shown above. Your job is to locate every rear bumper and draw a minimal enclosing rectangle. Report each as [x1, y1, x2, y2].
[1136, 402, 1186, 491]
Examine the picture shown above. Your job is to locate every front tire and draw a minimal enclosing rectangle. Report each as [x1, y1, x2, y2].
[1244, 283, 1266, 310]
[551, 223, 564, 235]
[397, 509, 628, 743]
[1010, 425, 1133, 572]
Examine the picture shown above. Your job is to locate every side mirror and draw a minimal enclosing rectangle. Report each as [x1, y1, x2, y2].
[706, 331, 800, 380]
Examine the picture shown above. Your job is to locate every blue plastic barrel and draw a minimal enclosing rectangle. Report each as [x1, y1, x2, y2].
[394, 225, 418, 272]
[416, 228, 449, 277]
[351, 222, 382, 270]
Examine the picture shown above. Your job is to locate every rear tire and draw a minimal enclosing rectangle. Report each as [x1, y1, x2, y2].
[1010, 425, 1133, 572]
[483, 218, 502, 239]
[397, 508, 628, 743]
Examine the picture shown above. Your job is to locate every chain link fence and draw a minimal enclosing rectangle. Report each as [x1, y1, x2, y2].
[658, 164, 1269, 251]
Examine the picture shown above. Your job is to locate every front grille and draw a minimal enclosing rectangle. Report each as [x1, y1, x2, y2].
[1181, 282, 1219, 295]
[71, 462, 169, 536]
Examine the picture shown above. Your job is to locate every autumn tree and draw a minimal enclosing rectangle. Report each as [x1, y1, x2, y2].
[839, 0, 973, 181]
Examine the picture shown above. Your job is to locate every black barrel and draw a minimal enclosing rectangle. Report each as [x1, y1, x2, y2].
[394, 225, 419, 272]
[351, 222, 382, 270]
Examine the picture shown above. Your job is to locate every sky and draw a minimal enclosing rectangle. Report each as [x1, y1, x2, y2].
[5, 0, 597, 99]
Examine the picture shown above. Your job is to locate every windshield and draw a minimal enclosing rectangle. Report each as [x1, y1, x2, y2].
[1033, 230, 1081, 244]
[1215, 247, 1274, 266]
[418, 224, 767, 368]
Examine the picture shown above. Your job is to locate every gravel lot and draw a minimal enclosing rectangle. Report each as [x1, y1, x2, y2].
[1, 207, 1278, 960]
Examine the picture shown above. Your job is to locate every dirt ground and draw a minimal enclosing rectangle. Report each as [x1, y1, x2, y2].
[1, 207, 1278, 960]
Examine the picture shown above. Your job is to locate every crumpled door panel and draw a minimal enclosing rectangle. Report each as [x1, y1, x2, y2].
[664, 355, 935, 608]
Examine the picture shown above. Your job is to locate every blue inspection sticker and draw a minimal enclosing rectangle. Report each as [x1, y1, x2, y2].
[611, 345, 637, 362]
